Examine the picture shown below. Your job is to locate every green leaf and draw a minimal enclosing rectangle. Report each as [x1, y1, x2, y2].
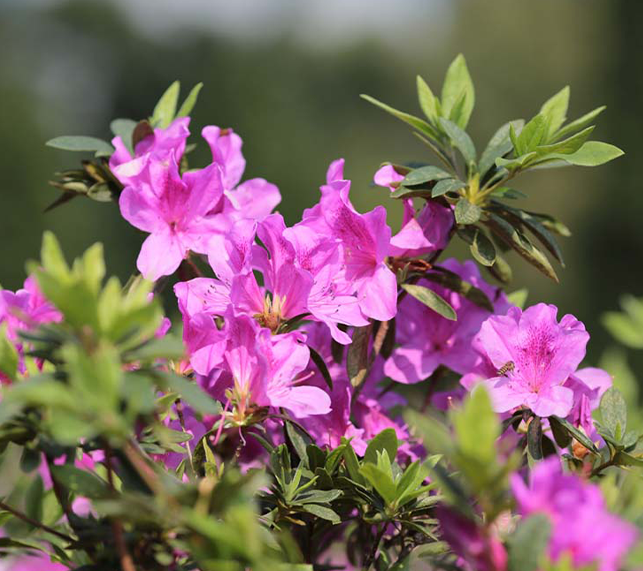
[602, 312, 643, 349]
[470, 229, 497, 267]
[507, 513, 552, 571]
[25, 475, 44, 522]
[364, 428, 398, 466]
[543, 141, 624, 167]
[360, 463, 397, 504]
[527, 416, 543, 460]
[507, 288, 528, 309]
[549, 415, 572, 448]
[600, 387, 627, 439]
[439, 118, 476, 166]
[536, 126, 594, 156]
[154, 372, 222, 416]
[479, 120, 524, 177]
[553, 105, 605, 141]
[515, 114, 547, 156]
[490, 202, 565, 265]
[285, 420, 310, 462]
[424, 268, 494, 311]
[539, 86, 569, 140]
[454, 198, 481, 225]
[177, 82, 204, 118]
[300, 503, 340, 524]
[416, 75, 439, 123]
[401, 284, 457, 321]
[361, 94, 440, 140]
[152, 81, 180, 128]
[308, 347, 333, 391]
[452, 386, 499, 466]
[440, 54, 475, 129]
[550, 416, 599, 454]
[487, 252, 512, 285]
[0, 324, 18, 379]
[110, 118, 137, 156]
[401, 166, 452, 186]
[46, 136, 114, 157]
[347, 325, 370, 389]
[431, 178, 466, 198]
[125, 334, 186, 362]
[50, 465, 109, 499]
[484, 213, 558, 282]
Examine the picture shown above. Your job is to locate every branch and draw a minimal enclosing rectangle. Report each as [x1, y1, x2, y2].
[0, 500, 75, 544]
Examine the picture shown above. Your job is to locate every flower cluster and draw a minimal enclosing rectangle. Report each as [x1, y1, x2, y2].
[1, 67, 639, 571]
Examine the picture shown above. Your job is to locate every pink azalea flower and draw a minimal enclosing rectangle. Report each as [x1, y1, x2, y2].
[512, 457, 637, 571]
[202, 126, 281, 222]
[385, 259, 510, 384]
[110, 117, 191, 187]
[316, 159, 398, 321]
[564, 367, 612, 436]
[436, 506, 507, 571]
[374, 165, 453, 258]
[198, 310, 331, 418]
[119, 154, 226, 281]
[476, 304, 590, 417]
[0, 553, 69, 571]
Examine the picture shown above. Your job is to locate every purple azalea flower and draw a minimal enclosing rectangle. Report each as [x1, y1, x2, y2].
[512, 457, 637, 571]
[374, 165, 453, 258]
[0, 553, 69, 571]
[564, 367, 612, 436]
[198, 310, 330, 418]
[436, 506, 507, 571]
[385, 258, 510, 384]
[110, 117, 191, 187]
[202, 126, 281, 222]
[119, 154, 226, 281]
[309, 159, 397, 322]
[476, 303, 590, 417]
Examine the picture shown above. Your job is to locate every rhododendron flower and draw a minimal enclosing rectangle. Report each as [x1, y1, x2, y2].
[119, 154, 225, 280]
[202, 126, 281, 222]
[374, 165, 453, 258]
[0, 276, 62, 340]
[385, 259, 509, 384]
[476, 303, 590, 417]
[0, 553, 68, 571]
[306, 159, 397, 322]
[436, 506, 507, 571]
[564, 367, 612, 435]
[110, 117, 191, 187]
[512, 457, 637, 571]
[196, 310, 331, 418]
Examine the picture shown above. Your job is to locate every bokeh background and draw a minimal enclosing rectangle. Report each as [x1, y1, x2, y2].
[1, 0, 642, 366]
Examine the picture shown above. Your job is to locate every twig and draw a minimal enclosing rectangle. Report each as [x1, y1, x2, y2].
[362, 524, 387, 571]
[0, 499, 74, 543]
[105, 444, 136, 571]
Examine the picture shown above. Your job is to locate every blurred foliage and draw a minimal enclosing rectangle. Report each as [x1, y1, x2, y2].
[1, 0, 642, 371]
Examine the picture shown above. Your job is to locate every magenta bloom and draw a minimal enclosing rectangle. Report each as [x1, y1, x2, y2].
[110, 117, 191, 187]
[564, 367, 612, 436]
[512, 458, 637, 571]
[197, 310, 331, 418]
[476, 303, 590, 417]
[119, 154, 226, 281]
[0, 553, 69, 571]
[202, 126, 281, 222]
[385, 259, 509, 384]
[374, 165, 453, 258]
[313, 160, 398, 322]
[0, 276, 62, 340]
[436, 506, 507, 571]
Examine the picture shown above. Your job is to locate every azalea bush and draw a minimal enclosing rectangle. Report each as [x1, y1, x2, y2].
[0, 55, 642, 571]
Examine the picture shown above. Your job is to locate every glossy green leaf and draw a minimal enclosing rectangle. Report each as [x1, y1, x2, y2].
[431, 178, 466, 197]
[439, 118, 476, 166]
[154, 372, 222, 416]
[454, 198, 481, 225]
[600, 387, 627, 439]
[361, 94, 440, 140]
[553, 105, 605, 142]
[401, 166, 452, 186]
[539, 86, 569, 140]
[152, 80, 180, 128]
[401, 284, 457, 321]
[507, 514, 552, 571]
[364, 428, 398, 466]
[347, 325, 370, 389]
[515, 114, 547, 156]
[177, 82, 204, 118]
[50, 465, 110, 499]
[46, 136, 114, 156]
[440, 54, 475, 129]
[416, 75, 439, 123]
[479, 119, 524, 176]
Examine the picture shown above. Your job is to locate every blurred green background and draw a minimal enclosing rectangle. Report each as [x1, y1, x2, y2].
[1, 0, 642, 365]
